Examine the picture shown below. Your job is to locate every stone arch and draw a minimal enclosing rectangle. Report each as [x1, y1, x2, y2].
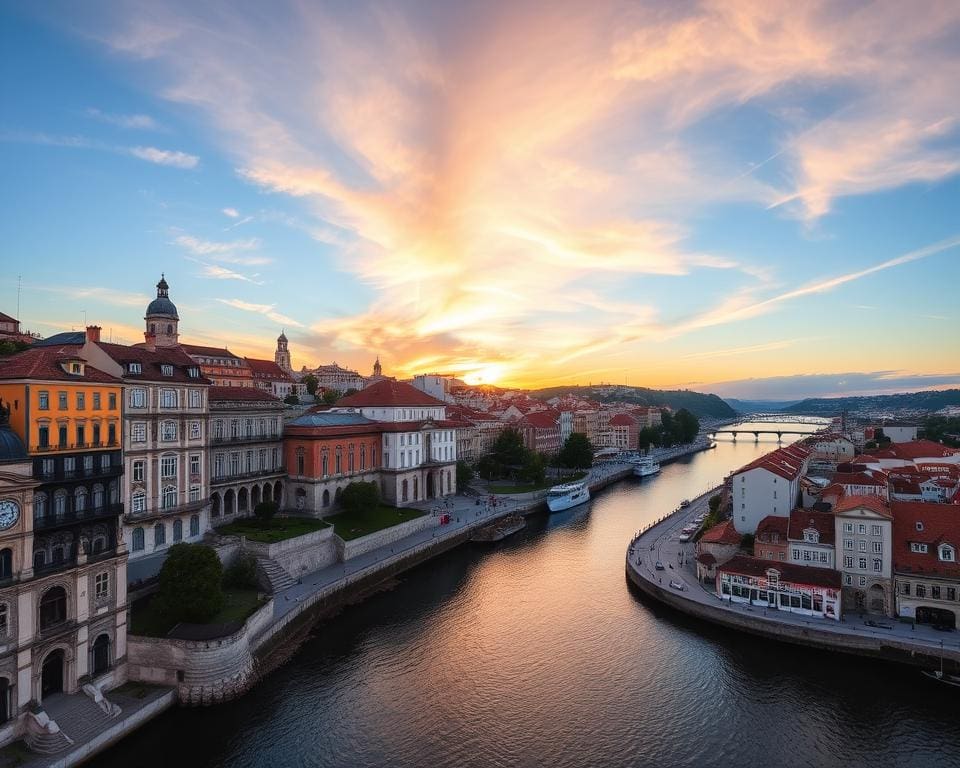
[238, 487, 249, 514]
[224, 489, 236, 517]
[39, 585, 68, 632]
[91, 632, 112, 676]
[211, 491, 222, 518]
[37, 642, 75, 701]
[868, 582, 887, 615]
[273, 481, 283, 506]
[321, 489, 330, 508]
[334, 486, 343, 505]
[251, 485, 261, 508]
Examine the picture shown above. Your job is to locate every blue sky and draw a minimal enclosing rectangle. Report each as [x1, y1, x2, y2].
[1, 1, 958, 399]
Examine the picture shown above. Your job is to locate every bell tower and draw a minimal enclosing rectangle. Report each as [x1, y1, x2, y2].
[144, 274, 180, 348]
[372, 356, 382, 378]
[275, 331, 292, 372]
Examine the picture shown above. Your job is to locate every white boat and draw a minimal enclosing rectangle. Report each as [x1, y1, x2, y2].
[634, 457, 661, 478]
[546, 481, 591, 512]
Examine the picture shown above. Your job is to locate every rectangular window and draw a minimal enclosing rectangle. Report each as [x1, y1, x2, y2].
[844, 556, 853, 568]
[230, 453, 240, 475]
[858, 523, 866, 534]
[132, 493, 146, 513]
[92, 423, 101, 446]
[63, 456, 76, 473]
[161, 422, 177, 441]
[58, 391, 68, 410]
[901, 582, 911, 596]
[95, 572, 110, 599]
[844, 539, 853, 550]
[873, 559, 882, 573]
[133, 460, 145, 481]
[58, 425, 68, 447]
[844, 574, 852, 586]
[189, 390, 201, 408]
[108, 423, 116, 445]
[76, 392, 85, 410]
[844, 522, 853, 533]
[190, 421, 201, 440]
[130, 389, 146, 408]
[932, 585, 941, 600]
[872, 541, 882, 554]
[190, 454, 200, 476]
[161, 364, 174, 377]
[215, 454, 225, 477]
[246, 451, 253, 472]
[871, 524, 881, 536]
[109, 392, 117, 410]
[858, 576, 866, 587]
[128, 362, 142, 374]
[161, 457, 178, 478]
[803, 551, 811, 561]
[161, 389, 177, 408]
[858, 557, 867, 570]
[38, 424, 49, 448]
[189, 485, 201, 502]
[76, 424, 86, 446]
[948, 587, 956, 601]
[916, 584, 926, 598]
[859, 540, 867, 552]
[39, 391, 49, 410]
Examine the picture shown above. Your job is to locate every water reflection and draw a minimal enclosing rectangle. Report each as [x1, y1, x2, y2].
[93, 426, 960, 768]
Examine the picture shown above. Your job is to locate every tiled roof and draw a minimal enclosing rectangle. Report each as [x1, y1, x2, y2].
[245, 358, 293, 380]
[446, 405, 499, 422]
[0, 346, 121, 383]
[865, 440, 960, 461]
[719, 554, 842, 589]
[0, 311, 17, 324]
[181, 343, 244, 360]
[523, 410, 560, 429]
[756, 514, 789, 539]
[834, 494, 892, 518]
[892, 501, 960, 578]
[609, 414, 636, 426]
[787, 507, 836, 545]
[337, 379, 445, 408]
[97, 342, 212, 384]
[208, 385, 281, 403]
[33, 331, 87, 347]
[696, 552, 717, 565]
[734, 442, 811, 481]
[289, 412, 377, 428]
[831, 471, 888, 487]
[700, 519, 741, 545]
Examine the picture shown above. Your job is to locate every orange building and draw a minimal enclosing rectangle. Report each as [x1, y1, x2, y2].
[284, 412, 382, 513]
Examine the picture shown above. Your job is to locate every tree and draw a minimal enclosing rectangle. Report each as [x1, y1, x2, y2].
[224, 551, 259, 589]
[302, 374, 319, 395]
[341, 481, 380, 515]
[637, 426, 660, 450]
[519, 450, 546, 485]
[322, 389, 341, 405]
[155, 544, 224, 624]
[492, 427, 526, 468]
[477, 455, 499, 481]
[254, 500, 278, 527]
[559, 432, 593, 470]
[708, 494, 722, 515]
[284, 393, 300, 405]
[673, 408, 700, 444]
[456, 460, 474, 491]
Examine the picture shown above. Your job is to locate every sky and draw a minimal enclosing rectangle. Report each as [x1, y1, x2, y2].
[1, 0, 959, 400]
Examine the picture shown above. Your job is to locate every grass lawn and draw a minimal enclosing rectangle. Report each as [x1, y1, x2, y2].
[216, 516, 329, 543]
[489, 472, 586, 494]
[326, 504, 427, 540]
[130, 588, 265, 637]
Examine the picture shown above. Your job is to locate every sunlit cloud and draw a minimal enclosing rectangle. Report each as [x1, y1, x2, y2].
[216, 298, 303, 327]
[86, 107, 160, 130]
[172, 233, 269, 264]
[222, 207, 239, 218]
[128, 145, 198, 168]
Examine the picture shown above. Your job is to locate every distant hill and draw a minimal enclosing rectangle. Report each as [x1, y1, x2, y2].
[530, 385, 736, 418]
[783, 389, 960, 416]
[724, 398, 800, 414]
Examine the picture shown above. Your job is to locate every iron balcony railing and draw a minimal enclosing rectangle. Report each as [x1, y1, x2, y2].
[211, 466, 286, 485]
[123, 498, 208, 521]
[211, 433, 282, 445]
[34, 463, 124, 482]
[32, 440, 120, 453]
[33, 503, 125, 530]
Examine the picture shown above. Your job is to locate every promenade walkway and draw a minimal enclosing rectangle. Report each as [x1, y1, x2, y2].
[627, 493, 960, 658]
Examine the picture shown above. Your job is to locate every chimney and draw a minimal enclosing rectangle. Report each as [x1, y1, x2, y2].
[85, 325, 102, 343]
[143, 331, 156, 351]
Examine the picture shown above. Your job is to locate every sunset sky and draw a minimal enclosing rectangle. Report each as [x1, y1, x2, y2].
[2, 1, 958, 399]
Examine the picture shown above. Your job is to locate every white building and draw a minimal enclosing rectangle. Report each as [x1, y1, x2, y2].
[882, 425, 919, 443]
[786, 508, 836, 569]
[730, 443, 811, 534]
[411, 374, 455, 404]
[833, 494, 893, 616]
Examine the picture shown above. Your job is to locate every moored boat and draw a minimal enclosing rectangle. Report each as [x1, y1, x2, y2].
[634, 457, 661, 478]
[546, 481, 591, 512]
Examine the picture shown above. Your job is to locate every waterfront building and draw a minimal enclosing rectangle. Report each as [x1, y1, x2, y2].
[787, 508, 835, 569]
[856, 440, 960, 472]
[717, 555, 842, 621]
[245, 357, 299, 400]
[209, 387, 285, 524]
[571, 409, 601, 446]
[333, 380, 458, 504]
[607, 413, 639, 451]
[696, 519, 741, 581]
[829, 470, 889, 500]
[283, 412, 382, 513]
[446, 405, 502, 462]
[754, 515, 789, 562]
[730, 443, 811, 535]
[891, 501, 960, 629]
[518, 410, 561, 456]
[832, 494, 893, 616]
[0, 359, 127, 743]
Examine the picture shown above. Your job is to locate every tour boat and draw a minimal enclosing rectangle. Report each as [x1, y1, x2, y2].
[634, 457, 661, 478]
[546, 481, 591, 513]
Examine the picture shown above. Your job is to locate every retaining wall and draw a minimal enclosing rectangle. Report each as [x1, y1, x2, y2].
[243, 527, 338, 578]
[334, 513, 439, 561]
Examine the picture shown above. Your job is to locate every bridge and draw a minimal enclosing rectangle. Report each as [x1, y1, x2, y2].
[707, 427, 824, 442]
[730, 413, 830, 425]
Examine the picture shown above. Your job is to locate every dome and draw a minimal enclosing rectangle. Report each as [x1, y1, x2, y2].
[146, 274, 179, 319]
[0, 424, 26, 462]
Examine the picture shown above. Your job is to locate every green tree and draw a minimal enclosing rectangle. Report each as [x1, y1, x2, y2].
[558, 432, 593, 470]
[284, 393, 300, 405]
[637, 426, 660, 450]
[302, 374, 319, 395]
[254, 500, 278, 527]
[456, 460, 474, 490]
[477, 455, 499, 481]
[322, 389, 341, 405]
[341, 481, 381, 515]
[673, 408, 700, 443]
[492, 427, 526, 467]
[223, 551, 259, 589]
[155, 544, 224, 624]
[519, 450, 546, 485]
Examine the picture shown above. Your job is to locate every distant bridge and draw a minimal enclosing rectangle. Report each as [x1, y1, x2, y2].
[707, 426, 824, 442]
[731, 413, 830, 425]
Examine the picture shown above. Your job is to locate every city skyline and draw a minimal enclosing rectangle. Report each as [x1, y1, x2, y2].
[2, 1, 959, 399]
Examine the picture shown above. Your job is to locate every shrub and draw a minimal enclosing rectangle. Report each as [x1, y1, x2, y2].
[254, 500, 278, 527]
[155, 544, 224, 624]
[224, 551, 259, 589]
[341, 481, 381, 515]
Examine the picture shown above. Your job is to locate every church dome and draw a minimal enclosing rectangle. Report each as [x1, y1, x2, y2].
[0, 424, 26, 462]
[146, 274, 179, 319]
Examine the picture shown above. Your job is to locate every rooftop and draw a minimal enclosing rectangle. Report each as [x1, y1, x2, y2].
[337, 378, 446, 408]
[834, 494, 892, 518]
[719, 554, 842, 589]
[209, 385, 281, 403]
[0, 346, 121, 384]
[700, 519, 741, 545]
[787, 507, 836, 545]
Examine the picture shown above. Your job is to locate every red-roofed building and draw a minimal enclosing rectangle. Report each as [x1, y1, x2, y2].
[696, 519, 742, 580]
[245, 357, 300, 400]
[717, 555, 842, 621]
[446, 405, 505, 462]
[891, 501, 960, 628]
[181, 343, 253, 387]
[833, 495, 894, 616]
[754, 515, 789, 562]
[518, 410, 561, 456]
[607, 413, 639, 451]
[730, 443, 812, 534]
[787, 508, 836, 569]
[830, 470, 889, 501]
[861, 439, 960, 470]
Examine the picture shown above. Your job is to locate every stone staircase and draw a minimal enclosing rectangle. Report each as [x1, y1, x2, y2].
[23, 710, 73, 755]
[36, 692, 117, 752]
[256, 556, 296, 593]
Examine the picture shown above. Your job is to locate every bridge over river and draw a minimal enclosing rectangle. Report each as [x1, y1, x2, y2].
[706, 416, 829, 442]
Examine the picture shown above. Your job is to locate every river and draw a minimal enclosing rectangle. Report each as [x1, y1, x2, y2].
[94, 423, 960, 768]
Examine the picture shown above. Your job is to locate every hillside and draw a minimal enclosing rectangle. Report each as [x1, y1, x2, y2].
[530, 385, 736, 418]
[783, 389, 960, 416]
[724, 398, 800, 414]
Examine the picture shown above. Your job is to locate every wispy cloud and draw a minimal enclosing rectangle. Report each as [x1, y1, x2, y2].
[172, 233, 268, 265]
[128, 146, 198, 168]
[216, 298, 303, 327]
[222, 208, 239, 218]
[86, 108, 160, 130]
[193, 262, 263, 284]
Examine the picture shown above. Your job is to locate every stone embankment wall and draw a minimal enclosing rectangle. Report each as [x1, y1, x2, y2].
[334, 513, 439, 560]
[127, 600, 275, 705]
[243, 527, 337, 578]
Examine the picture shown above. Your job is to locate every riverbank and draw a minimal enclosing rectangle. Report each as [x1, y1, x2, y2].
[625, 492, 960, 673]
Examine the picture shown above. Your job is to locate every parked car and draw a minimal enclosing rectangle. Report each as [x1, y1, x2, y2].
[655, 561, 665, 571]
[669, 580, 685, 591]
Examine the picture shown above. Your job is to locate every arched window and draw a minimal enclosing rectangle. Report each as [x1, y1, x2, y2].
[132, 527, 144, 551]
[321, 489, 330, 508]
[75, 487, 88, 513]
[189, 515, 200, 537]
[348, 445, 355, 473]
[92, 484, 104, 509]
[940, 545, 955, 562]
[162, 486, 177, 509]
[39, 586, 67, 631]
[149, 323, 156, 334]
[92, 537, 105, 554]
[0, 549, 11, 580]
[34, 492, 48, 519]
[154, 523, 166, 547]
[360, 444, 366, 470]
[166, 323, 173, 334]
[0, 604, 7, 639]
[321, 452, 329, 477]
[92, 633, 111, 676]
[335, 446, 342, 474]
[173, 519, 183, 542]
[54, 490, 67, 517]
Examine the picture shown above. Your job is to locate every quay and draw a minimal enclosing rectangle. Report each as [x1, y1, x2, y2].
[625, 493, 960, 673]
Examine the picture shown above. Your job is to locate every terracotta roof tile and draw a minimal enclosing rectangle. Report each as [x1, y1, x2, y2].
[756, 514, 790, 538]
[834, 494, 892, 518]
[700, 519, 741, 545]
[719, 554, 842, 589]
[244, 357, 293, 380]
[208, 385, 281, 403]
[892, 501, 960, 578]
[788, 507, 836, 545]
[337, 379, 445, 408]
[0, 346, 121, 383]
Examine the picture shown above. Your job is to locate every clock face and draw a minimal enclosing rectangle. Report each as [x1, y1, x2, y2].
[0, 500, 19, 530]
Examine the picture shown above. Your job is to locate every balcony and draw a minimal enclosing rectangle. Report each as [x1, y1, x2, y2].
[35, 463, 124, 482]
[32, 441, 120, 453]
[211, 466, 286, 485]
[124, 498, 208, 522]
[34, 503, 125, 530]
[211, 433, 281, 446]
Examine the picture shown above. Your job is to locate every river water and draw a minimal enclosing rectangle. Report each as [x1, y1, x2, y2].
[94, 423, 960, 768]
